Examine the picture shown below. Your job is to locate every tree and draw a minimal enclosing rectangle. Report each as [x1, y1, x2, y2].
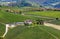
[19, 11, 22, 14]
[5, 10, 9, 12]
[56, 18, 59, 20]
[0, 5, 2, 7]
[36, 20, 44, 25]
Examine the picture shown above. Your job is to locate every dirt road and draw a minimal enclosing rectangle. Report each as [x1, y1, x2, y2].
[44, 22, 60, 30]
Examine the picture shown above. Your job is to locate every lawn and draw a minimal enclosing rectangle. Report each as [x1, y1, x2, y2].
[0, 23, 5, 36]
[25, 11, 60, 18]
[0, 10, 49, 37]
[0, 10, 39, 37]
[0, 7, 60, 39]
[0, 10, 40, 23]
[40, 26, 60, 39]
[4, 25, 60, 39]
[25, 11, 60, 25]
[0, 10, 51, 24]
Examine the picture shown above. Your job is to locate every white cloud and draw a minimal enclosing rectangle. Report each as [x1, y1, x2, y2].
[51, 2, 60, 6]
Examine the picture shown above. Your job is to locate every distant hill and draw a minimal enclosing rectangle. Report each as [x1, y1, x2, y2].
[0, 0, 40, 7]
[0, 0, 60, 8]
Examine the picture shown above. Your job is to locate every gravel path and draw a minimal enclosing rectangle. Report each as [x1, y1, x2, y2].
[44, 22, 60, 30]
[2, 26, 9, 37]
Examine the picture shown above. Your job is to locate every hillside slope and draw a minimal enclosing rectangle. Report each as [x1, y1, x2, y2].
[0, 23, 5, 36]
[0, 10, 37, 23]
[5, 26, 55, 39]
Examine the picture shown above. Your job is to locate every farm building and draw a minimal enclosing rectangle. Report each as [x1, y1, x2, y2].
[24, 19, 33, 25]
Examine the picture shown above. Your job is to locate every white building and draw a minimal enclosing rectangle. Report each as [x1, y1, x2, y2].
[24, 20, 33, 25]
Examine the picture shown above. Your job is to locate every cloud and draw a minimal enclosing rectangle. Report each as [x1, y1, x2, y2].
[51, 2, 60, 6]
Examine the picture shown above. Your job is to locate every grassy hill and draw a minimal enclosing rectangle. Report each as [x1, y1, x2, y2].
[0, 10, 42, 37]
[25, 10, 60, 25]
[0, 23, 5, 36]
[0, 10, 37, 37]
[0, 10, 50, 23]
[26, 11, 60, 18]
[0, 7, 60, 39]
[5, 26, 60, 39]
[0, 10, 38, 23]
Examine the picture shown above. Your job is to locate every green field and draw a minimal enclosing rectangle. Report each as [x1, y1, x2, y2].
[0, 10, 39, 37]
[0, 7, 60, 39]
[0, 10, 39, 23]
[26, 11, 60, 18]
[0, 23, 5, 36]
[4, 26, 60, 39]
[0, 10, 51, 23]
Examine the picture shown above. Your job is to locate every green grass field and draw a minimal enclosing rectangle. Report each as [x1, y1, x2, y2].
[0, 7, 60, 39]
[0, 10, 43, 37]
[0, 10, 40, 23]
[4, 26, 60, 39]
[0, 10, 36, 37]
[26, 11, 60, 18]
[25, 11, 60, 25]
[0, 23, 5, 36]
[0, 10, 39, 37]
[0, 10, 51, 23]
